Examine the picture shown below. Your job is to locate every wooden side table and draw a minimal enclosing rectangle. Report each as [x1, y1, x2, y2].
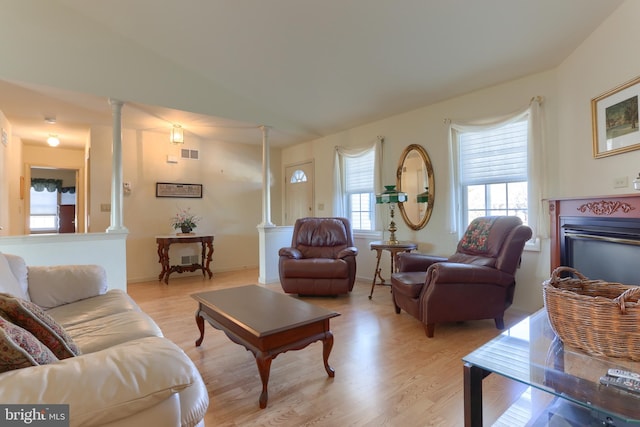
[368, 240, 417, 299]
[156, 234, 214, 284]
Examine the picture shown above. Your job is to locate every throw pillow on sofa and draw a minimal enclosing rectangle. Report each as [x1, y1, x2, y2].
[0, 293, 80, 359]
[0, 317, 58, 372]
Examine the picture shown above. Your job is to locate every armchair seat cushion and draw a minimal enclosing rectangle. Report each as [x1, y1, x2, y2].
[281, 258, 349, 279]
[391, 272, 427, 299]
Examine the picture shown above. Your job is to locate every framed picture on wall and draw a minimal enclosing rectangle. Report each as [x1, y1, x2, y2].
[592, 75, 640, 158]
[1, 128, 7, 146]
[156, 182, 203, 198]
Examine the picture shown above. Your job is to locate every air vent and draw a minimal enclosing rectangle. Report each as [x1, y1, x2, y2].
[180, 255, 200, 265]
[181, 149, 199, 160]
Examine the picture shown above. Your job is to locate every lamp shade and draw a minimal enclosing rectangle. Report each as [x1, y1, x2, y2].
[376, 185, 407, 204]
[171, 125, 184, 144]
[416, 187, 429, 203]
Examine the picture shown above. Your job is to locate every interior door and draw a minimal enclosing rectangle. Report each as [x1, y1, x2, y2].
[284, 162, 314, 226]
[58, 205, 76, 233]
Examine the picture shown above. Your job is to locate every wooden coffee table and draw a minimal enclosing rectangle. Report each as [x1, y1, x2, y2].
[192, 285, 340, 408]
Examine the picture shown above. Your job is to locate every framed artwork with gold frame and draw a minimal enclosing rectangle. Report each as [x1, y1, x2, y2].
[592, 75, 640, 158]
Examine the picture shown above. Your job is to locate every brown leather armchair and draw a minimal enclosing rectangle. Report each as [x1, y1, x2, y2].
[391, 216, 532, 337]
[279, 217, 358, 296]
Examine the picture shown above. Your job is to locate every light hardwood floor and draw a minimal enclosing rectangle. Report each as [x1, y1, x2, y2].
[128, 270, 531, 427]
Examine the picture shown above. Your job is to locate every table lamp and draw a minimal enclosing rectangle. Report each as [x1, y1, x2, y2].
[376, 185, 407, 244]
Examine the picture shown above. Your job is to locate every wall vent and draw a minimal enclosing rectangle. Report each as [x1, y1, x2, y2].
[180, 255, 200, 265]
[181, 149, 199, 160]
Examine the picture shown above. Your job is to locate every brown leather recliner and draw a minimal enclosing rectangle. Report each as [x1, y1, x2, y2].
[279, 217, 358, 296]
[391, 216, 532, 337]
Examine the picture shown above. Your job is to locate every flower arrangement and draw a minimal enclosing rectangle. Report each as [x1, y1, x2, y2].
[170, 207, 201, 233]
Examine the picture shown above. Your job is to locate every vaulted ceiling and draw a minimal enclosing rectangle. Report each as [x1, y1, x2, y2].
[0, 1, 623, 148]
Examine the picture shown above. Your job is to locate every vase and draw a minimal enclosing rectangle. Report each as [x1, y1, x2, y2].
[180, 225, 193, 234]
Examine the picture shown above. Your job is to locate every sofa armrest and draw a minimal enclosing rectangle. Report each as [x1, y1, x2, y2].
[429, 262, 514, 287]
[0, 336, 202, 427]
[396, 252, 447, 272]
[27, 264, 108, 309]
[278, 247, 302, 259]
[337, 246, 358, 259]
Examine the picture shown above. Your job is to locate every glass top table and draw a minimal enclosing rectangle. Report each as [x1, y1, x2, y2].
[462, 309, 640, 426]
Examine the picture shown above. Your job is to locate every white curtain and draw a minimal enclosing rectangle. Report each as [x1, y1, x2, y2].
[447, 97, 546, 239]
[333, 139, 382, 219]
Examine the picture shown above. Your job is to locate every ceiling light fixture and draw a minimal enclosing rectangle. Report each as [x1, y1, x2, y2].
[44, 117, 57, 124]
[170, 124, 184, 144]
[47, 135, 60, 147]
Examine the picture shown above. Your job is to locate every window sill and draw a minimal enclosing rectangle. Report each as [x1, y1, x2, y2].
[524, 238, 540, 252]
[353, 230, 383, 240]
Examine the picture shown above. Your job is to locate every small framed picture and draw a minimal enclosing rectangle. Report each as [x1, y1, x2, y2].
[592, 75, 640, 158]
[156, 182, 203, 198]
[1, 128, 7, 146]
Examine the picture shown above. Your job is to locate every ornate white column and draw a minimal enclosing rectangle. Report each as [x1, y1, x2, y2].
[106, 98, 128, 233]
[259, 125, 275, 227]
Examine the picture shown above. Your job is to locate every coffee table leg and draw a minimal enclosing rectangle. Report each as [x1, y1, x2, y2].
[195, 309, 205, 347]
[323, 331, 335, 377]
[256, 352, 273, 409]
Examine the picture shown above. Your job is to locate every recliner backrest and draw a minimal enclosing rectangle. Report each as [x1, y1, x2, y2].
[449, 216, 530, 271]
[291, 217, 354, 259]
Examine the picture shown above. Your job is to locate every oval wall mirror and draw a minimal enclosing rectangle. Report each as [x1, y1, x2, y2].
[396, 144, 435, 230]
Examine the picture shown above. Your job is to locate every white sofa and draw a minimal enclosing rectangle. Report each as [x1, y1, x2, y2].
[0, 253, 209, 427]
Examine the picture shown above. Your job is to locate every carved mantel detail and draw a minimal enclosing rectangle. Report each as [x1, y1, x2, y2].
[577, 200, 636, 216]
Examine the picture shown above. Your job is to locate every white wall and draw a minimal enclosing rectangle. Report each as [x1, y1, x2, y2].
[555, 0, 640, 198]
[0, 233, 127, 292]
[88, 124, 273, 282]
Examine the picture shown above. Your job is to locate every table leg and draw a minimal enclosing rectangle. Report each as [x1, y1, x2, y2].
[195, 309, 205, 347]
[157, 242, 169, 282]
[369, 249, 384, 299]
[322, 331, 335, 377]
[256, 351, 273, 409]
[203, 240, 214, 279]
[463, 362, 488, 427]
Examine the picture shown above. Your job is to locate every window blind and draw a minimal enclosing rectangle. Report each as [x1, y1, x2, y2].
[459, 120, 527, 185]
[30, 188, 58, 215]
[344, 150, 374, 192]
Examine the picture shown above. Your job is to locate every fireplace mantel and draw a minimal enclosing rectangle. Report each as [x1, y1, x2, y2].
[548, 193, 640, 272]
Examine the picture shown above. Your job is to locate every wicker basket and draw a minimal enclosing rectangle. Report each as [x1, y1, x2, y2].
[543, 266, 640, 361]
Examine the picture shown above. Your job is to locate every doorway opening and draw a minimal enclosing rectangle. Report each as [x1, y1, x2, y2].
[29, 167, 78, 234]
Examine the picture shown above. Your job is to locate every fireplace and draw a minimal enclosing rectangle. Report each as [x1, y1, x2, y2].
[549, 194, 640, 285]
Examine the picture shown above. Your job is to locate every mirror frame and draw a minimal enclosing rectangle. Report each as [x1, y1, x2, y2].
[396, 144, 435, 230]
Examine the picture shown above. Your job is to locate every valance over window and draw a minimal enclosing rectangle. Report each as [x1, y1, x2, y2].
[31, 179, 62, 193]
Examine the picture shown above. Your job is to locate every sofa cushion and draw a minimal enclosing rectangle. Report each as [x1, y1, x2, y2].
[27, 264, 108, 309]
[65, 310, 163, 354]
[46, 289, 139, 328]
[0, 317, 58, 372]
[2, 254, 29, 301]
[0, 254, 29, 301]
[0, 293, 80, 359]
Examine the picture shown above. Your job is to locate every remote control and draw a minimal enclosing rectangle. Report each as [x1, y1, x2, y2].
[607, 368, 640, 381]
[599, 375, 640, 394]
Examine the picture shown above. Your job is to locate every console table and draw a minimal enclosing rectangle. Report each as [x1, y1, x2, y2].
[368, 240, 417, 299]
[156, 234, 214, 284]
[463, 309, 640, 426]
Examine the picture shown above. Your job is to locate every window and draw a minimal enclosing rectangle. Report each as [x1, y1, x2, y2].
[290, 169, 308, 183]
[457, 119, 529, 228]
[344, 150, 375, 230]
[30, 187, 59, 232]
